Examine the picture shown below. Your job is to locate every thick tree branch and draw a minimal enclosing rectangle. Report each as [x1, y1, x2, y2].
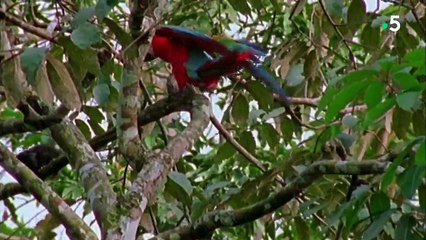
[0, 143, 97, 239]
[156, 160, 389, 239]
[117, 0, 167, 172]
[120, 93, 210, 240]
[50, 121, 118, 238]
[118, 63, 147, 170]
[0, 89, 195, 201]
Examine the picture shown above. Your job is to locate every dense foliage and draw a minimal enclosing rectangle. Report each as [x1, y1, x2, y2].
[0, 0, 425, 239]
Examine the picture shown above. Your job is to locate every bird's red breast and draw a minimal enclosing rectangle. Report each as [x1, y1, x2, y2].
[152, 35, 192, 89]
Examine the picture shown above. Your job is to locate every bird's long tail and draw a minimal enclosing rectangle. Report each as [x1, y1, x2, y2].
[246, 62, 289, 105]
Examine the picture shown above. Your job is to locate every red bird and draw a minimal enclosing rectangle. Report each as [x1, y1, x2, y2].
[151, 26, 229, 89]
[150, 26, 288, 103]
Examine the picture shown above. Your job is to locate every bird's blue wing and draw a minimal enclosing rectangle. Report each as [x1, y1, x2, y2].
[157, 26, 231, 55]
[235, 39, 267, 56]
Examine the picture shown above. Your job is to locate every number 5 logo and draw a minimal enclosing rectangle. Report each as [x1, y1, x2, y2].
[389, 15, 401, 32]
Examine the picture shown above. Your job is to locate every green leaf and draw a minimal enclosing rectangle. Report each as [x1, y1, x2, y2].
[249, 0, 263, 10]
[363, 98, 396, 127]
[20, 47, 47, 85]
[20, 133, 44, 147]
[281, 116, 294, 144]
[247, 81, 274, 110]
[396, 91, 421, 111]
[372, 16, 388, 28]
[95, 0, 119, 21]
[329, 185, 370, 225]
[395, 215, 416, 240]
[415, 140, 425, 165]
[75, 119, 92, 140]
[365, 81, 385, 109]
[0, 108, 23, 120]
[248, 109, 264, 126]
[405, 47, 425, 75]
[60, 37, 100, 80]
[413, 110, 426, 136]
[393, 107, 412, 139]
[165, 172, 193, 206]
[84, 106, 105, 123]
[318, 87, 338, 113]
[381, 138, 424, 190]
[392, 72, 421, 91]
[328, 201, 353, 225]
[88, 118, 105, 135]
[231, 94, 249, 126]
[370, 192, 390, 215]
[325, 80, 370, 122]
[239, 131, 256, 155]
[46, 54, 82, 109]
[294, 217, 310, 240]
[361, 209, 394, 240]
[341, 69, 377, 84]
[397, 164, 425, 198]
[191, 200, 207, 221]
[93, 84, 110, 106]
[71, 7, 95, 28]
[286, 64, 304, 86]
[71, 22, 101, 49]
[337, 133, 356, 150]
[347, 0, 366, 32]
[168, 171, 193, 196]
[227, 0, 251, 14]
[350, 185, 370, 201]
[259, 123, 280, 150]
[204, 181, 229, 197]
[342, 115, 358, 129]
[419, 185, 426, 214]
[269, 0, 280, 10]
[325, 0, 344, 17]
[405, 47, 425, 63]
[262, 107, 286, 121]
[103, 18, 133, 48]
[361, 24, 380, 52]
[376, 56, 398, 72]
[216, 142, 236, 161]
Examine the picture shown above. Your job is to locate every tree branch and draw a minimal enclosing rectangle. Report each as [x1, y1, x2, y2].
[117, 0, 167, 172]
[210, 115, 271, 174]
[118, 62, 147, 170]
[50, 121, 117, 238]
[156, 160, 389, 239]
[0, 89, 196, 201]
[120, 93, 210, 240]
[0, 8, 57, 43]
[0, 143, 97, 239]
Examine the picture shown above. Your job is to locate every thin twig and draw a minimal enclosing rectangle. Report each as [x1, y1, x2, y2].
[210, 115, 269, 173]
[0, 8, 57, 43]
[409, 0, 426, 36]
[318, 0, 356, 69]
